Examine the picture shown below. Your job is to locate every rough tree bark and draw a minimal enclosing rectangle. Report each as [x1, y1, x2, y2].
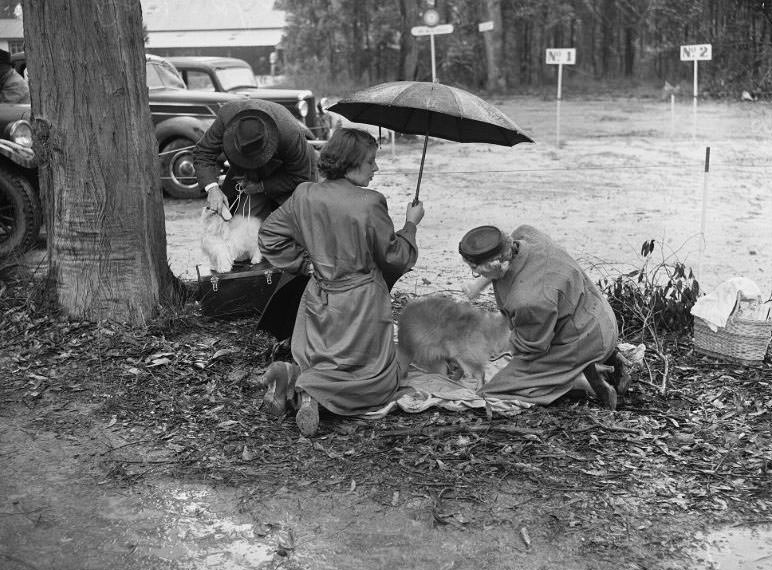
[483, 0, 507, 91]
[22, 0, 178, 323]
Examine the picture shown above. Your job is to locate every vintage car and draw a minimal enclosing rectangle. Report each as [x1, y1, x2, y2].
[166, 56, 332, 142]
[0, 103, 39, 258]
[3, 52, 314, 256]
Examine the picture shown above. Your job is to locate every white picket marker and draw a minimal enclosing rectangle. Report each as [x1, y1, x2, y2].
[698, 146, 711, 281]
[412, 9, 454, 83]
[680, 44, 712, 140]
[546, 48, 576, 147]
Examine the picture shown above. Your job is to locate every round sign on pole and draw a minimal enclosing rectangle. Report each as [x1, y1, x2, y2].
[423, 8, 439, 27]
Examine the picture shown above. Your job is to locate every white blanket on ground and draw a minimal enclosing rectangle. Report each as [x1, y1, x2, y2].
[360, 343, 646, 420]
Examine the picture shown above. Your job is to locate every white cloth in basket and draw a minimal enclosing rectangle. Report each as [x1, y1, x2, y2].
[690, 277, 762, 332]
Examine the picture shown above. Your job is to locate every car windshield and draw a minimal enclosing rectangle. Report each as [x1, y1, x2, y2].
[146, 60, 186, 90]
[215, 66, 258, 91]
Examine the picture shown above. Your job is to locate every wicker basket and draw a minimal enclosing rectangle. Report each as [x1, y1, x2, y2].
[693, 303, 772, 365]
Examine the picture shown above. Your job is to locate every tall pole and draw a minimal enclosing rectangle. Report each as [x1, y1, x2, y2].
[430, 32, 437, 82]
[698, 146, 711, 281]
[556, 63, 563, 147]
[692, 60, 698, 140]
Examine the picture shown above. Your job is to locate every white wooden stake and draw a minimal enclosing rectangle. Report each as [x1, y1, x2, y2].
[430, 33, 437, 82]
[556, 63, 563, 147]
[692, 60, 698, 140]
[698, 146, 711, 280]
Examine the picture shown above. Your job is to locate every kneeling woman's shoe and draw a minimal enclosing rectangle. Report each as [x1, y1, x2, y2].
[262, 362, 293, 417]
[295, 392, 319, 437]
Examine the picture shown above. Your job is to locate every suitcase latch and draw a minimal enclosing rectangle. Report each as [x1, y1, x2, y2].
[265, 270, 272, 285]
[211, 274, 220, 292]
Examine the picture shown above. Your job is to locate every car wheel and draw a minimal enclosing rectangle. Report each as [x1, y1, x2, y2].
[0, 165, 41, 259]
[160, 138, 204, 199]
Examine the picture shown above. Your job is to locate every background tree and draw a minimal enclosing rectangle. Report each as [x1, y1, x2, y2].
[22, 0, 178, 322]
[278, 0, 772, 97]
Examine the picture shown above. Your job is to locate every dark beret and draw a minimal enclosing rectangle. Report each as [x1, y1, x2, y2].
[458, 225, 505, 264]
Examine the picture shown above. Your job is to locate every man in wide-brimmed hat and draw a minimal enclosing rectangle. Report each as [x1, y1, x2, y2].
[194, 99, 317, 220]
[0, 49, 29, 104]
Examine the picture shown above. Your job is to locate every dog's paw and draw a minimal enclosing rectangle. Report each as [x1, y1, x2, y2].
[250, 253, 263, 265]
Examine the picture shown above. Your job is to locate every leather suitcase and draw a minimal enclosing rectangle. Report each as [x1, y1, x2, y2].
[196, 260, 310, 340]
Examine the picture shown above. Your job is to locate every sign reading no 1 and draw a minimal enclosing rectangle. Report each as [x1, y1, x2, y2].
[546, 48, 576, 147]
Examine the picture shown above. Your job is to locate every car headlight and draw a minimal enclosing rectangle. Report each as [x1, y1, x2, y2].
[318, 97, 329, 113]
[296, 100, 309, 118]
[8, 120, 33, 148]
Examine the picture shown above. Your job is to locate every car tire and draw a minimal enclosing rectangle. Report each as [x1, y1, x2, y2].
[0, 164, 41, 258]
[160, 138, 204, 199]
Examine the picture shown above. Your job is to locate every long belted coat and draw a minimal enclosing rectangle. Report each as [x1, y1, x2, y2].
[478, 225, 618, 404]
[258, 179, 418, 415]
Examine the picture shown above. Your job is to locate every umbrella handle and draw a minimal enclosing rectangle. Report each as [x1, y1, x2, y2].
[413, 132, 430, 205]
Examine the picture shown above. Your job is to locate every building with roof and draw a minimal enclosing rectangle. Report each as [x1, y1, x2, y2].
[0, 1, 23, 54]
[142, 0, 287, 76]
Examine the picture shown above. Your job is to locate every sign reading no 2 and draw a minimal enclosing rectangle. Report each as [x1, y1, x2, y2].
[680, 44, 712, 61]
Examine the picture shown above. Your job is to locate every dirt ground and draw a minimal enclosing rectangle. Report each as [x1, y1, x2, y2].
[3, 96, 772, 570]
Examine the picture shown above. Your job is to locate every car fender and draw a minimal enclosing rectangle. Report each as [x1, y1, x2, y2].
[0, 139, 36, 170]
[154, 115, 214, 149]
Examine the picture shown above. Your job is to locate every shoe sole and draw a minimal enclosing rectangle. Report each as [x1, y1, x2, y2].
[262, 363, 289, 417]
[296, 395, 319, 437]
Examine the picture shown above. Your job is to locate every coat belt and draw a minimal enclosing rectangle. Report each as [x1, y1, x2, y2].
[314, 271, 378, 304]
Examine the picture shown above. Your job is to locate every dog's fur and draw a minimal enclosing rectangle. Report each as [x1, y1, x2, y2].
[200, 208, 264, 273]
[397, 296, 511, 381]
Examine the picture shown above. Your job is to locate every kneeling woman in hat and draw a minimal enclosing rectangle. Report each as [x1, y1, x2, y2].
[258, 128, 425, 436]
[459, 225, 625, 409]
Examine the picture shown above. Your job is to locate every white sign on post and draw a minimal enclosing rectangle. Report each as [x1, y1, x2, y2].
[411, 23, 454, 83]
[680, 43, 712, 139]
[411, 24, 454, 37]
[478, 20, 494, 32]
[680, 44, 712, 61]
[545, 48, 576, 147]
[545, 48, 576, 65]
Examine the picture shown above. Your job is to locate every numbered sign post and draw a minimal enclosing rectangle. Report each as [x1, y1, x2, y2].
[680, 44, 712, 139]
[546, 48, 576, 147]
[412, 22, 455, 83]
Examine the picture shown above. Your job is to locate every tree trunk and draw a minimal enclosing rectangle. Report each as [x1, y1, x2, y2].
[396, 0, 419, 80]
[483, 0, 506, 91]
[22, 0, 177, 323]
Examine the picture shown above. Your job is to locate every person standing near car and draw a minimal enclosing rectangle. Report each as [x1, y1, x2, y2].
[0, 49, 29, 104]
[194, 99, 317, 220]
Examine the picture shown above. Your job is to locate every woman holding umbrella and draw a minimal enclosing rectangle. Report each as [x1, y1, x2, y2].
[258, 128, 425, 436]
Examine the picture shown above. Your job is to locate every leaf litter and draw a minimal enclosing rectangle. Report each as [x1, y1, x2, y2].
[0, 278, 770, 567]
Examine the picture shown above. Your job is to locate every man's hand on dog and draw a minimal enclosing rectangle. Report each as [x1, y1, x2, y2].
[206, 185, 232, 220]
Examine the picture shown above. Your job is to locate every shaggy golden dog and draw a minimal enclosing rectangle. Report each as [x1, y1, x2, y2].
[397, 296, 511, 381]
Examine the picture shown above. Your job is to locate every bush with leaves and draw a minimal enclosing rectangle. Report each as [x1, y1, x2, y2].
[597, 239, 700, 340]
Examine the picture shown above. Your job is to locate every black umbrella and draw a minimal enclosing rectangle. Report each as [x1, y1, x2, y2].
[328, 81, 534, 202]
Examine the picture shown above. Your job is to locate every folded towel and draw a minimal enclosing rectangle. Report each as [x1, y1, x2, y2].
[690, 277, 762, 331]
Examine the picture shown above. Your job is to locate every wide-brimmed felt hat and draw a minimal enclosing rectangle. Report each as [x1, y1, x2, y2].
[459, 225, 505, 265]
[222, 108, 279, 169]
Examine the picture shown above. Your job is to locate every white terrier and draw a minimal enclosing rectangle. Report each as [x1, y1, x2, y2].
[200, 208, 264, 273]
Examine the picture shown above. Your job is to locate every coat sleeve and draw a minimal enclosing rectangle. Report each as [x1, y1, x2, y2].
[506, 289, 559, 360]
[257, 197, 309, 274]
[369, 194, 418, 275]
[262, 137, 317, 205]
[193, 113, 227, 190]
